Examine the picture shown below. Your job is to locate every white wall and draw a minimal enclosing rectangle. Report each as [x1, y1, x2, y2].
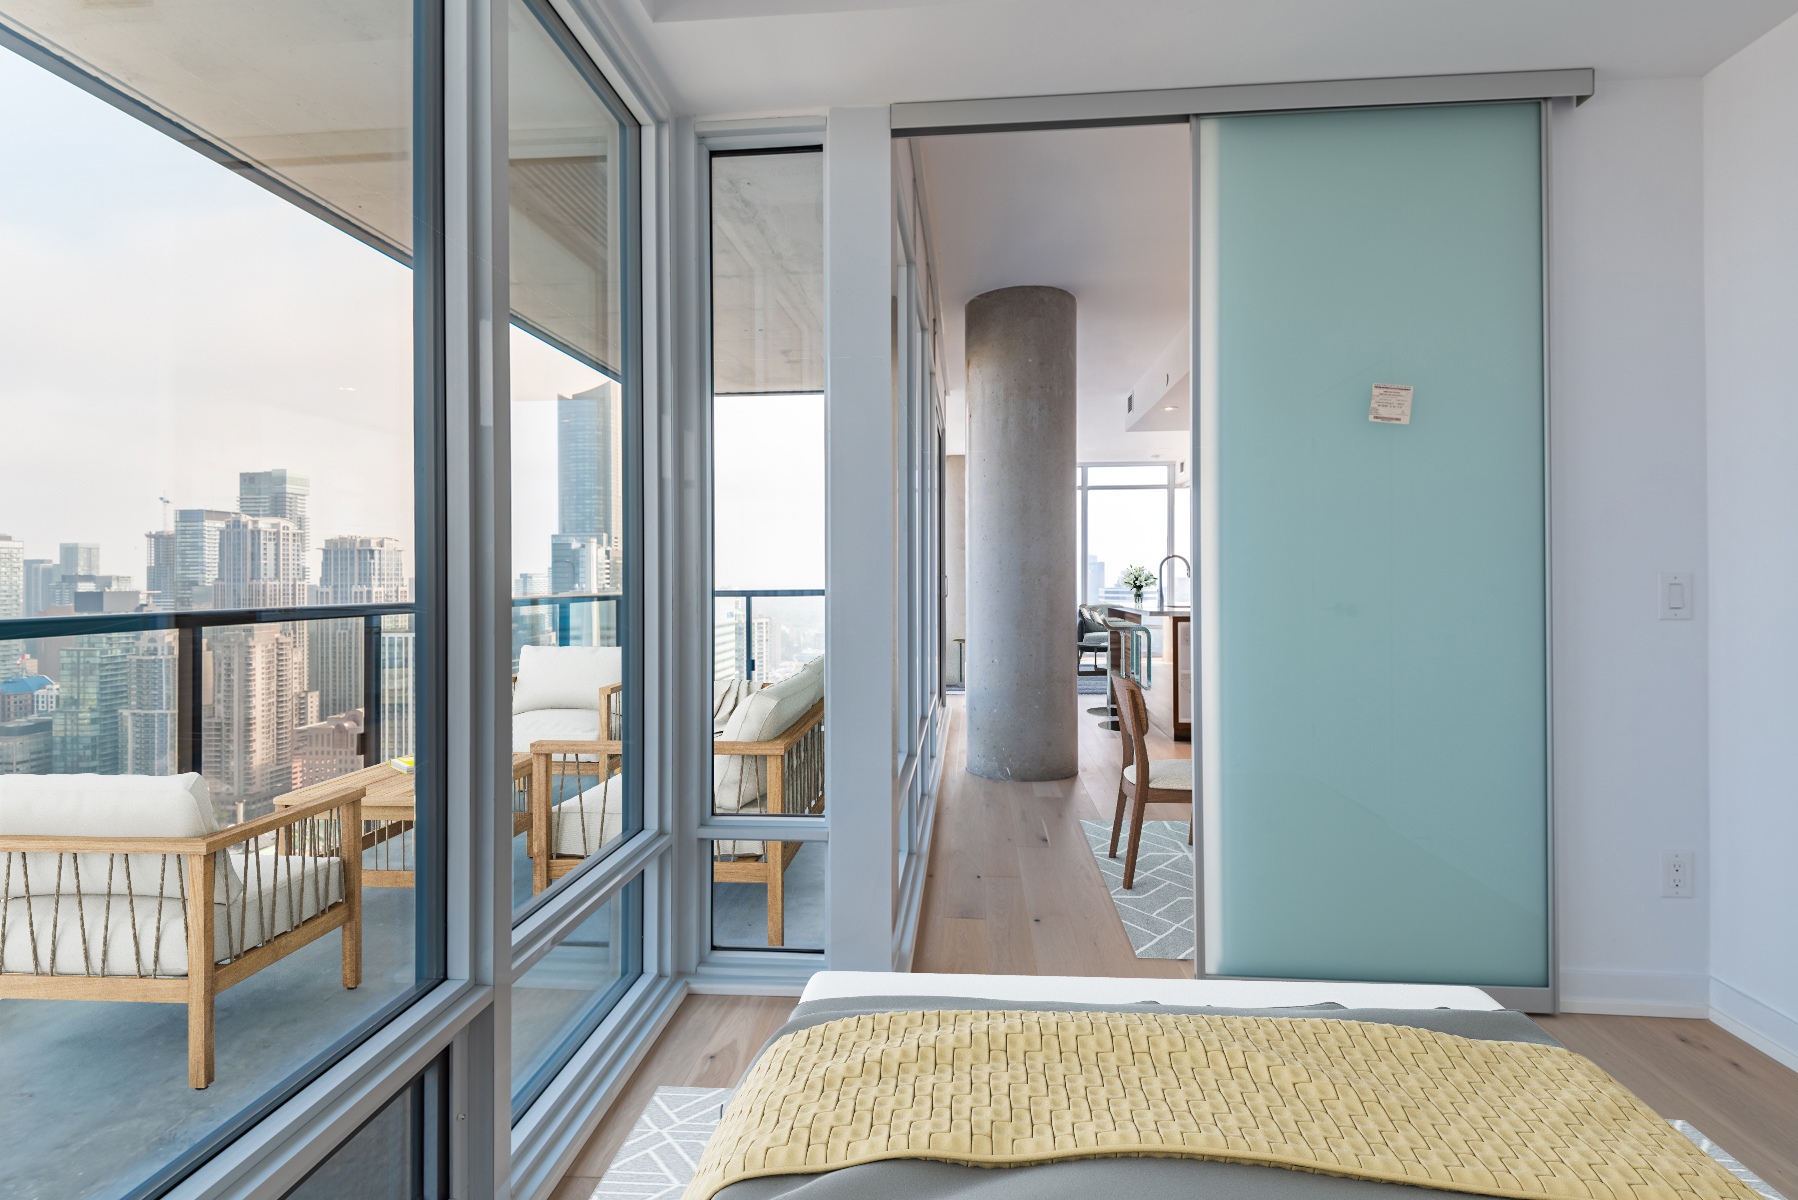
[1549, 79, 1713, 1015]
[1704, 12, 1798, 1069]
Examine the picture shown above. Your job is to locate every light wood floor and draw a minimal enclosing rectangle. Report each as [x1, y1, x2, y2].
[548, 994, 800, 1200]
[551, 669, 1798, 1197]
[912, 675, 1194, 978]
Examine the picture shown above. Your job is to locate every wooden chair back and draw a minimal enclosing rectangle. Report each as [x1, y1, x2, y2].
[1112, 672, 1151, 784]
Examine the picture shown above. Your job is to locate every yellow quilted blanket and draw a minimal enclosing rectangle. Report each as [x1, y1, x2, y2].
[683, 1009, 1761, 1200]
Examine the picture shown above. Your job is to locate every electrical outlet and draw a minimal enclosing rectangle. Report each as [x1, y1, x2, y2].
[1661, 850, 1695, 899]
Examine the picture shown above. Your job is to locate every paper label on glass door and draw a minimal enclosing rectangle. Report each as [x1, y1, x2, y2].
[1369, 383, 1413, 424]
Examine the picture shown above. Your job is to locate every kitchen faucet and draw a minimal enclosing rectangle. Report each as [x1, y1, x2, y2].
[1157, 554, 1191, 612]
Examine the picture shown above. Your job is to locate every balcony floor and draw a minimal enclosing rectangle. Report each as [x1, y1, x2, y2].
[1, 888, 418, 1200]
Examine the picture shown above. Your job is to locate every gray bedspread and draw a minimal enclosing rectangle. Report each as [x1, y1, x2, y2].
[716, 995, 1559, 1200]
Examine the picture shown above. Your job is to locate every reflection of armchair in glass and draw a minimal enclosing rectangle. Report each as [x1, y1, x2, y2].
[513, 645, 625, 894]
[712, 656, 825, 946]
[0, 772, 363, 1089]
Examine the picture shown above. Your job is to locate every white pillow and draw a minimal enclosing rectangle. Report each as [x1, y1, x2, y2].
[714, 670, 825, 811]
[0, 771, 217, 837]
[513, 645, 623, 714]
[712, 678, 758, 733]
[731, 669, 823, 745]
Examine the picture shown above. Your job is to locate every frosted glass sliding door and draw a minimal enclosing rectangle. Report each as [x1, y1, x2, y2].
[1196, 103, 1549, 993]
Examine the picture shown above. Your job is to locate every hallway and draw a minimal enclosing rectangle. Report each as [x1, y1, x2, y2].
[913, 673, 1194, 978]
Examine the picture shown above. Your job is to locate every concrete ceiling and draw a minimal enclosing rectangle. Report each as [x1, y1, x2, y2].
[596, 0, 1798, 118]
[915, 124, 1190, 464]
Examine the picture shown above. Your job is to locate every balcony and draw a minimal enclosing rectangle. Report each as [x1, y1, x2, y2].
[0, 592, 628, 1199]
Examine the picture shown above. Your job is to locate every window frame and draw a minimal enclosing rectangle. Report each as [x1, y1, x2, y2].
[1076, 461, 1182, 608]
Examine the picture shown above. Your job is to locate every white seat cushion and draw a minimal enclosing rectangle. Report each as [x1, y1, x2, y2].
[1122, 758, 1194, 790]
[0, 856, 343, 976]
[546, 776, 626, 856]
[513, 707, 603, 755]
[1080, 632, 1109, 647]
[512, 645, 621, 714]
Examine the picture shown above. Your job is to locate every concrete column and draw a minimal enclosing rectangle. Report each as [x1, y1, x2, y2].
[944, 454, 967, 686]
[965, 286, 1078, 780]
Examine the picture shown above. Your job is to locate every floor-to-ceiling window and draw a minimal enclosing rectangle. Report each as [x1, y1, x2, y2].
[503, 0, 645, 1122]
[1077, 462, 1190, 653]
[0, 5, 441, 1195]
[707, 146, 826, 954]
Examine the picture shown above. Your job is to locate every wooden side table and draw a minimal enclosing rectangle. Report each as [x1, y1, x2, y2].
[275, 752, 532, 887]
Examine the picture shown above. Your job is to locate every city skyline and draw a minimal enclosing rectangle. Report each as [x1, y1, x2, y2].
[0, 47, 415, 598]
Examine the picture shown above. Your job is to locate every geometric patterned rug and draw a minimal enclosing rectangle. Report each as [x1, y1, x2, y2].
[590, 1087, 734, 1198]
[1672, 1121, 1786, 1199]
[588, 1088, 1783, 1200]
[1080, 818, 1196, 960]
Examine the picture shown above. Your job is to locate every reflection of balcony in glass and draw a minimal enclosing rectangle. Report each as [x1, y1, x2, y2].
[216, 514, 305, 609]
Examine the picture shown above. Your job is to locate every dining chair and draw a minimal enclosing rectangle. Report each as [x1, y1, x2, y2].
[1109, 672, 1193, 890]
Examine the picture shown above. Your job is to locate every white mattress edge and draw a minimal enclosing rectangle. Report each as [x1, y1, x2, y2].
[799, 972, 1506, 1011]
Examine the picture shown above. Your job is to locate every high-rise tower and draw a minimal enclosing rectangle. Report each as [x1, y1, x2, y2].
[554, 383, 620, 592]
[0, 534, 23, 682]
[172, 508, 234, 609]
[215, 514, 304, 609]
[239, 470, 311, 580]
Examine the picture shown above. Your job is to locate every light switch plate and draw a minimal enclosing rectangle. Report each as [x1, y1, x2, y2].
[1659, 572, 1695, 621]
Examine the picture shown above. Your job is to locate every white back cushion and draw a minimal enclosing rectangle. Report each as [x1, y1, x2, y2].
[712, 678, 758, 734]
[513, 645, 623, 714]
[0, 772, 218, 837]
[732, 668, 823, 745]
[0, 773, 234, 900]
[714, 669, 825, 810]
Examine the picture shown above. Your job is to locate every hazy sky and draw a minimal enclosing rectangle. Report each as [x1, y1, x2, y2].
[0, 44, 829, 600]
[0, 46, 414, 586]
[714, 394, 824, 590]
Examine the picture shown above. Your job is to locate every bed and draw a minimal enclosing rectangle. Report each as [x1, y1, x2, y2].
[683, 972, 1762, 1200]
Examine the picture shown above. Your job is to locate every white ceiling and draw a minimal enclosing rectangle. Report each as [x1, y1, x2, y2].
[597, 0, 1798, 118]
[586, 0, 1798, 465]
[915, 124, 1190, 464]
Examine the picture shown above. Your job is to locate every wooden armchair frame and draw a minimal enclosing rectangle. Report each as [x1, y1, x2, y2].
[0, 783, 364, 1088]
[528, 681, 624, 895]
[712, 698, 825, 947]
